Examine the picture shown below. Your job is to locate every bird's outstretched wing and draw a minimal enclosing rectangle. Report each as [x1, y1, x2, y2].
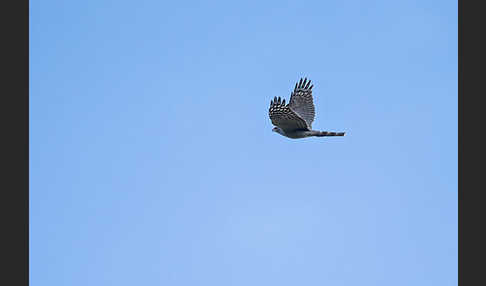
[289, 78, 315, 128]
[269, 96, 309, 132]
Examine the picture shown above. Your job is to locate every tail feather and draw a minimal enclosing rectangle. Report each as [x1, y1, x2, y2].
[314, 131, 345, 137]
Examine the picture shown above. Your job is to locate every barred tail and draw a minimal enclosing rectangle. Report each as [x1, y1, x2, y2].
[314, 131, 345, 137]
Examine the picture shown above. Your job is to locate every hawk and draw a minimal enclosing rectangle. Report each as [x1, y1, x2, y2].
[269, 78, 346, 139]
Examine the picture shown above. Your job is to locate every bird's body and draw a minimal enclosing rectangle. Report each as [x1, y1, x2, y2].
[269, 78, 345, 139]
[272, 127, 345, 139]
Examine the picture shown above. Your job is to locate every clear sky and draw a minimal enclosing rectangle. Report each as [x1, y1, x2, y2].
[30, 0, 457, 285]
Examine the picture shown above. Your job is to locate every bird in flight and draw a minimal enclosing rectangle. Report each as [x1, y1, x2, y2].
[269, 78, 346, 139]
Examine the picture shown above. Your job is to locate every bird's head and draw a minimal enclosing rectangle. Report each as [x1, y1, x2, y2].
[272, 127, 285, 136]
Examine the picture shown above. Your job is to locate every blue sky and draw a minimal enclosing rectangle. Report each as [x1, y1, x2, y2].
[30, 0, 457, 285]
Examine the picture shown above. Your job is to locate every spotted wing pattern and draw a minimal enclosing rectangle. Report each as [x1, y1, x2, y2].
[289, 78, 315, 128]
[269, 96, 309, 132]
